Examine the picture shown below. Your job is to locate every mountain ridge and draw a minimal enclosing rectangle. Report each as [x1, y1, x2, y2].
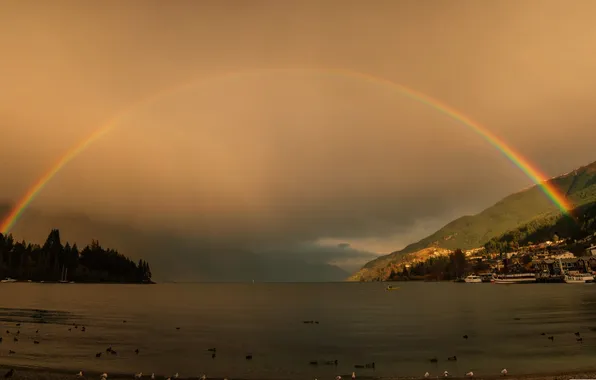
[0, 204, 349, 282]
[351, 159, 596, 281]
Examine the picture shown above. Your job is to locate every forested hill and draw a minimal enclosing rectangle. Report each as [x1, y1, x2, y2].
[484, 201, 596, 253]
[352, 159, 596, 280]
[0, 229, 152, 283]
[393, 160, 596, 255]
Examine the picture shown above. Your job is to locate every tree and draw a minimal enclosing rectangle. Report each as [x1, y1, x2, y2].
[0, 229, 152, 283]
[449, 249, 467, 278]
[472, 259, 490, 273]
[389, 269, 396, 280]
[521, 255, 532, 265]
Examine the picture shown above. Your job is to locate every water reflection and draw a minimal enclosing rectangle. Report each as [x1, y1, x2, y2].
[0, 282, 595, 379]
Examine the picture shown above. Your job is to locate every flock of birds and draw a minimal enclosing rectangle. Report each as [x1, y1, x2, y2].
[0, 317, 590, 379]
[418, 327, 588, 379]
[0, 320, 255, 380]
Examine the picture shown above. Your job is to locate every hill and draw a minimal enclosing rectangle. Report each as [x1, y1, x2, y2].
[0, 228, 152, 283]
[484, 201, 596, 253]
[0, 204, 349, 282]
[350, 159, 596, 281]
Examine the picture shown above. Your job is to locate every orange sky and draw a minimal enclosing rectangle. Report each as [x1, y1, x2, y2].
[2, 0, 596, 266]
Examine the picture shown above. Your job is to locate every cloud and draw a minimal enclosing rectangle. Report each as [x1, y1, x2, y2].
[1, 0, 596, 269]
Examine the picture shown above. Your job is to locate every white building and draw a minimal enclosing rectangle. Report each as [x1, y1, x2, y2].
[551, 252, 575, 260]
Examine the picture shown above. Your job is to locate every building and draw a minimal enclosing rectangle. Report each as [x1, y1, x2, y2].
[587, 245, 596, 256]
[551, 252, 575, 260]
[587, 256, 596, 271]
[465, 248, 484, 256]
[533, 257, 590, 274]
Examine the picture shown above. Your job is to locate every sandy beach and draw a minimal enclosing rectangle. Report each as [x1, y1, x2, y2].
[2, 366, 596, 380]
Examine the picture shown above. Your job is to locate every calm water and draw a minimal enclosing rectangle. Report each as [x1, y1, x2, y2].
[1, 282, 596, 379]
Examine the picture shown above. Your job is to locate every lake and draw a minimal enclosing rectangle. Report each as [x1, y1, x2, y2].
[1, 282, 595, 379]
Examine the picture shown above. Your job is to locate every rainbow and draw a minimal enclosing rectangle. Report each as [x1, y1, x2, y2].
[0, 67, 573, 234]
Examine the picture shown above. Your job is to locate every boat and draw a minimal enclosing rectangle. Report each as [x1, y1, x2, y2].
[564, 273, 594, 284]
[0, 277, 17, 283]
[479, 273, 496, 283]
[556, 258, 594, 283]
[464, 275, 483, 283]
[493, 273, 537, 284]
[386, 285, 400, 291]
[59, 266, 69, 283]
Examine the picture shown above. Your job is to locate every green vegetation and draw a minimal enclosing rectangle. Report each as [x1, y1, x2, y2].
[389, 249, 475, 281]
[354, 159, 596, 281]
[396, 162, 596, 254]
[485, 201, 596, 254]
[0, 229, 152, 283]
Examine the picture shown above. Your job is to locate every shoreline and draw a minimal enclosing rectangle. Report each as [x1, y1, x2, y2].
[3, 365, 596, 380]
[0, 280, 155, 285]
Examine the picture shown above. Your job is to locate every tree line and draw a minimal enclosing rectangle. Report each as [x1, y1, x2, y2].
[0, 229, 152, 283]
[484, 201, 596, 254]
[387, 249, 490, 281]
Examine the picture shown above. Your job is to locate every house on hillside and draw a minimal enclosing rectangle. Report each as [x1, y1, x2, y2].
[533, 259, 556, 275]
[586, 256, 596, 271]
[551, 252, 575, 260]
[561, 258, 589, 272]
[532, 251, 550, 260]
[502, 262, 526, 274]
[533, 257, 590, 274]
[468, 255, 484, 261]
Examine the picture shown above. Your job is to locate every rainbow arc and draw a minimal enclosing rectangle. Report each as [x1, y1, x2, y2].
[0, 67, 573, 234]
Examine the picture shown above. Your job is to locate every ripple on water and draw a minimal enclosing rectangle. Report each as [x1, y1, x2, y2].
[0, 283, 595, 379]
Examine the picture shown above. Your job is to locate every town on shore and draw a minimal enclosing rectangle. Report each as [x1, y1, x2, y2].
[380, 233, 596, 284]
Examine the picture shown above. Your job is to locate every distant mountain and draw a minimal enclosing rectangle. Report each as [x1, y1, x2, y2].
[351, 159, 596, 281]
[0, 205, 348, 282]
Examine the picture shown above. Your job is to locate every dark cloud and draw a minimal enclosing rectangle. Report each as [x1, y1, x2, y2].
[1, 1, 596, 276]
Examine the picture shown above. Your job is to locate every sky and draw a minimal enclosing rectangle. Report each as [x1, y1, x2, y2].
[2, 0, 596, 271]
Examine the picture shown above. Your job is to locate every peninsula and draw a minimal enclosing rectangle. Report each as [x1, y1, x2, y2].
[0, 229, 152, 283]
